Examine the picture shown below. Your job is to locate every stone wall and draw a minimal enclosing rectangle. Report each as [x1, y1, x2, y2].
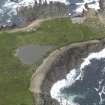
[30, 38, 105, 105]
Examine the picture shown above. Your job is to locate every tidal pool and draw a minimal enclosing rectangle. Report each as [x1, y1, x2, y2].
[15, 44, 55, 64]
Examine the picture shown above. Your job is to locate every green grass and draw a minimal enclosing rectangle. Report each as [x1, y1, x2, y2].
[0, 17, 105, 105]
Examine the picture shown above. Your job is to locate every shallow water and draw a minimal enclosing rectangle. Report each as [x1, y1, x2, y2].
[15, 44, 55, 64]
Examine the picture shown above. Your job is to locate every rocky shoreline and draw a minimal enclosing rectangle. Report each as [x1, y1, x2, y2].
[1, 0, 105, 30]
[30, 38, 105, 105]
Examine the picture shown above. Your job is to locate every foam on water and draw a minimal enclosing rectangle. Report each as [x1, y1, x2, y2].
[0, 0, 68, 25]
[0, 0, 101, 25]
[69, 0, 100, 16]
[50, 48, 105, 105]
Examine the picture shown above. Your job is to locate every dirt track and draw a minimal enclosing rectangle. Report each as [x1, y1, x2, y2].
[6, 16, 68, 33]
[8, 19, 44, 33]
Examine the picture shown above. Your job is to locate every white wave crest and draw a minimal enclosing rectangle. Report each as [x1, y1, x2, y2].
[50, 48, 105, 105]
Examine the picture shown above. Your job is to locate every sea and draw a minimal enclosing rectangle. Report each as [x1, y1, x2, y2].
[50, 48, 105, 105]
[0, 0, 101, 26]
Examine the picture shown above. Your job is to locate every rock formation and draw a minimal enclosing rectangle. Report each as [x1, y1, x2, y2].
[30, 38, 105, 105]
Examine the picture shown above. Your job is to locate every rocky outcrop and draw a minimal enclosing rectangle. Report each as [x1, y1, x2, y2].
[18, 2, 69, 22]
[30, 38, 105, 105]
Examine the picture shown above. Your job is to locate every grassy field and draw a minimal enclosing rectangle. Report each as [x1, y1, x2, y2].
[0, 17, 105, 105]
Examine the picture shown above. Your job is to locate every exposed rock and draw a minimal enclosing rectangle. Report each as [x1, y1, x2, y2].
[30, 38, 105, 105]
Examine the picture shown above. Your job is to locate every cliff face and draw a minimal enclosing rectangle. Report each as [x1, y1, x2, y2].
[30, 38, 105, 105]
[99, 0, 105, 16]
[18, 2, 69, 22]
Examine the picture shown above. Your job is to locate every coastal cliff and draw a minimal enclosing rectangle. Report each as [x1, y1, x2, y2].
[30, 38, 105, 105]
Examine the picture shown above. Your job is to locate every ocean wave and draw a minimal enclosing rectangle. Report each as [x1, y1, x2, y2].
[0, 0, 101, 26]
[50, 48, 105, 105]
[69, 0, 100, 16]
[0, 0, 68, 26]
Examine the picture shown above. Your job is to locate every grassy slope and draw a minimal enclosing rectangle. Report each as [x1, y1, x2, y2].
[0, 17, 105, 105]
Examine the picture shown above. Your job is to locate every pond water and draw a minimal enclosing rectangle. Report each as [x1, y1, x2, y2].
[15, 44, 55, 64]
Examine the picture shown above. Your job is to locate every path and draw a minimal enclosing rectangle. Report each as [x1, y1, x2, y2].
[8, 19, 44, 33]
[7, 16, 68, 33]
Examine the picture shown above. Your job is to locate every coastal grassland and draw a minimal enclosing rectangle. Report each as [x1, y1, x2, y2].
[0, 17, 105, 105]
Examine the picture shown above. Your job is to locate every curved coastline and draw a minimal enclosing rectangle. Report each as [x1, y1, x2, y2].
[30, 38, 105, 105]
